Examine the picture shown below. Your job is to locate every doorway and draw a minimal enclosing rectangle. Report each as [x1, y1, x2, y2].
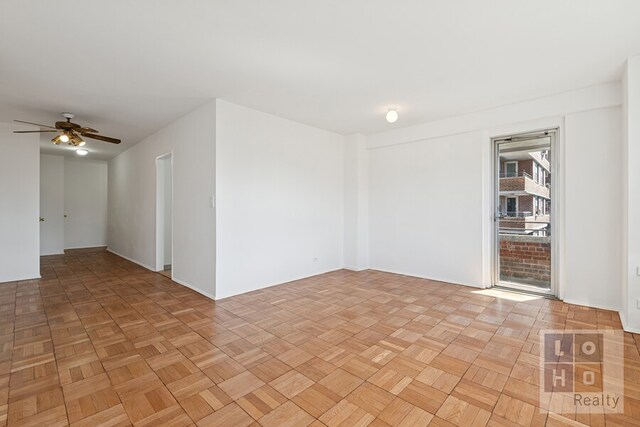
[156, 153, 173, 277]
[493, 130, 556, 295]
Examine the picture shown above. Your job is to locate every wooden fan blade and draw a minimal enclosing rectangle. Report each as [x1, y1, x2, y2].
[13, 130, 58, 133]
[78, 127, 98, 134]
[83, 133, 121, 144]
[14, 120, 57, 129]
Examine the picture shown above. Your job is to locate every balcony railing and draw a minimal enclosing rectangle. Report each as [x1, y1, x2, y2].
[499, 171, 533, 179]
[499, 211, 532, 218]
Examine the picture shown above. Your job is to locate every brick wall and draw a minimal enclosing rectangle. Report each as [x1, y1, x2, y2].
[499, 235, 551, 285]
[500, 176, 525, 192]
[519, 195, 533, 213]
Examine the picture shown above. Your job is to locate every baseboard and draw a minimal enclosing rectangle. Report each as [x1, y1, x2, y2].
[65, 245, 107, 250]
[215, 267, 344, 300]
[561, 297, 620, 313]
[343, 265, 369, 272]
[106, 248, 156, 271]
[0, 274, 41, 284]
[106, 248, 216, 301]
[620, 314, 640, 334]
[368, 267, 483, 289]
[171, 277, 216, 301]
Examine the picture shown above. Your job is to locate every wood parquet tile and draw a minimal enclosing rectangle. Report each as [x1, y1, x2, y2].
[0, 247, 638, 426]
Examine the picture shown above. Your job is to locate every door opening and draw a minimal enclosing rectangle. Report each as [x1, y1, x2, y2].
[156, 153, 173, 277]
[493, 130, 556, 295]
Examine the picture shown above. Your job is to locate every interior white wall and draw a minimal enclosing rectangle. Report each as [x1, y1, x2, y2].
[368, 82, 621, 148]
[63, 158, 108, 249]
[369, 132, 486, 286]
[365, 84, 625, 314]
[343, 134, 369, 271]
[108, 102, 216, 298]
[215, 99, 344, 299]
[40, 155, 65, 255]
[622, 57, 640, 332]
[563, 107, 623, 310]
[0, 123, 40, 282]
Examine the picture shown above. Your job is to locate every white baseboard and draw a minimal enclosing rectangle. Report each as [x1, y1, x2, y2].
[171, 277, 216, 301]
[343, 265, 369, 272]
[620, 314, 640, 334]
[65, 245, 107, 250]
[0, 274, 41, 284]
[106, 248, 216, 301]
[561, 297, 619, 313]
[368, 267, 483, 289]
[106, 248, 156, 271]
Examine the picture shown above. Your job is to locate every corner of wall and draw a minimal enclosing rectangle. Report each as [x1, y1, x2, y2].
[343, 134, 369, 271]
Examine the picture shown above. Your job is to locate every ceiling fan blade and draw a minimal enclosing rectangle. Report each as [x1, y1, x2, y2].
[83, 133, 121, 144]
[14, 120, 57, 129]
[78, 127, 99, 134]
[13, 130, 58, 133]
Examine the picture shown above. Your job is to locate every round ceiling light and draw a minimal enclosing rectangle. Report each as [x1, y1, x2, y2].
[386, 109, 398, 123]
[76, 149, 88, 156]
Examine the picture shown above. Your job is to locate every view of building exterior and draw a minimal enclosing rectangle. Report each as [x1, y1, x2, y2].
[498, 150, 551, 236]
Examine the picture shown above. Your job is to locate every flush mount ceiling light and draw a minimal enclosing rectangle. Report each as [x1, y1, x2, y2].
[76, 148, 88, 156]
[386, 109, 398, 123]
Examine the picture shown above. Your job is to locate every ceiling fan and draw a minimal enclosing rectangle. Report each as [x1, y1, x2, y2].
[13, 112, 121, 146]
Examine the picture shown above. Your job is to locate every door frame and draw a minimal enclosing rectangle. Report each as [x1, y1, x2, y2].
[492, 129, 558, 296]
[155, 152, 173, 274]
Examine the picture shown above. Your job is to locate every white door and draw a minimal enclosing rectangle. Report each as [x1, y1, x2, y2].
[40, 155, 65, 255]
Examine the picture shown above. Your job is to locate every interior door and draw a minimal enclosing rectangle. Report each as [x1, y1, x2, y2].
[40, 155, 65, 255]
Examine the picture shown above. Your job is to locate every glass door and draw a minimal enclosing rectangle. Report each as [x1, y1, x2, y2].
[494, 130, 555, 295]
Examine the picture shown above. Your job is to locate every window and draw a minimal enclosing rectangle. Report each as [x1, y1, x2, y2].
[507, 197, 517, 214]
[505, 161, 517, 177]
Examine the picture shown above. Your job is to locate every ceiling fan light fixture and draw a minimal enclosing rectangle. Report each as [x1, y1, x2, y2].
[76, 149, 88, 156]
[14, 113, 121, 146]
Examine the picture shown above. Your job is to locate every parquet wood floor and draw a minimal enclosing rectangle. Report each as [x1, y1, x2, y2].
[0, 247, 638, 426]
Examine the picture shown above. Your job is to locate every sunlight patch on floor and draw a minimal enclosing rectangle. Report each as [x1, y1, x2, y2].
[472, 288, 544, 302]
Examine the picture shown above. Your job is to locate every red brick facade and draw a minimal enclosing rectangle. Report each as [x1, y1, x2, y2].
[499, 235, 551, 284]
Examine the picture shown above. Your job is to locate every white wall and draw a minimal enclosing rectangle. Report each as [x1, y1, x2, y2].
[40, 155, 65, 255]
[0, 123, 40, 282]
[343, 134, 369, 271]
[369, 132, 487, 286]
[563, 107, 623, 310]
[215, 100, 344, 299]
[64, 158, 108, 249]
[365, 83, 624, 313]
[622, 57, 640, 332]
[108, 102, 216, 298]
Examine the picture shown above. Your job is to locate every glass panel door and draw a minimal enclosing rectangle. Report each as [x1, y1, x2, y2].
[495, 130, 555, 294]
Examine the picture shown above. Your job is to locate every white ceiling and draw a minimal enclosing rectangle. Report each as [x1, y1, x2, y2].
[1, 0, 639, 160]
